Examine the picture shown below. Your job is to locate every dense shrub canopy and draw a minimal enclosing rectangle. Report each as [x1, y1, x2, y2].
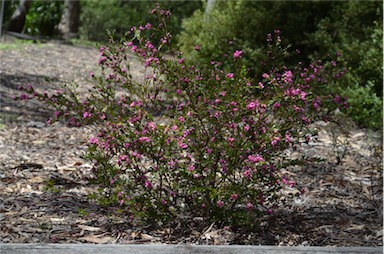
[179, 0, 383, 130]
[15, 5, 349, 226]
[80, 0, 202, 42]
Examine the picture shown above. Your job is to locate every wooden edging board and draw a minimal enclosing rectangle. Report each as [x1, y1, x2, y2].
[0, 244, 382, 254]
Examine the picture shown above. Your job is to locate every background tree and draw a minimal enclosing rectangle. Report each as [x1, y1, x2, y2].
[7, 0, 33, 33]
[58, 0, 80, 40]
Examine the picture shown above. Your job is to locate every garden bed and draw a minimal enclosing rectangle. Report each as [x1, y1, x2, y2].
[0, 40, 382, 247]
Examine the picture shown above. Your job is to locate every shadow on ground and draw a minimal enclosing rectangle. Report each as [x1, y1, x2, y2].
[0, 72, 61, 124]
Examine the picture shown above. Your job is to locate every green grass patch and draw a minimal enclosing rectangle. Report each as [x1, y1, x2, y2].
[0, 39, 35, 50]
[69, 38, 98, 49]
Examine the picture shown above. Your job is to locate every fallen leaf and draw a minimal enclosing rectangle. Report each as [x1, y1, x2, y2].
[140, 233, 154, 240]
[50, 218, 66, 224]
[79, 235, 114, 244]
[316, 225, 334, 233]
[29, 176, 45, 183]
[32, 140, 46, 145]
[78, 225, 101, 232]
[362, 186, 371, 199]
[130, 232, 139, 239]
[346, 224, 365, 231]
[205, 230, 220, 240]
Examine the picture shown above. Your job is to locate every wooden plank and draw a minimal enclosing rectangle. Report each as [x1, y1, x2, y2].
[0, 244, 382, 254]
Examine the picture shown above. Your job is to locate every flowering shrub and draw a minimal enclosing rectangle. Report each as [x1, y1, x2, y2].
[14, 4, 347, 226]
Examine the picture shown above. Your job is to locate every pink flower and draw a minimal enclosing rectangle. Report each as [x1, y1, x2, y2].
[233, 50, 242, 59]
[145, 22, 152, 30]
[98, 56, 107, 64]
[178, 142, 188, 149]
[83, 112, 92, 118]
[283, 70, 293, 84]
[273, 102, 280, 109]
[148, 122, 157, 130]
[243, 169, 252, 178]
[217, 200, 224, 208]
[226, 73, 234, 79]
[230, 194, 238, 200]
[271, 136, 280, 146]
[246, 101, 259, 110]
[246, 202, 254, 211]
[285, 132, 291, 143]
[119, 155, 129, 162]
[313, 102, 319, 110]
[130, 101, 137, 107]
[300, 91, 307, 101]
[139, 137, 151, 143]
[178, 116, 185, 123]
[89, 137, 99, 145]
[194, 45, 200, 51]
[248, 154, 264, 163]
[144, 180, 152, 189]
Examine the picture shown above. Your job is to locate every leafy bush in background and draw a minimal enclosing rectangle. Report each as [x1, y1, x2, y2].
[15, 5, 348, 226]
[24, 0, 63, 36]
[178, 1, 335, 78]
[79, 0, 202, 42]
[179, 0, 383, 130]
[342, 83, 383, 130]
[309, 1, 383, 96]
[307, 2, 383, 130]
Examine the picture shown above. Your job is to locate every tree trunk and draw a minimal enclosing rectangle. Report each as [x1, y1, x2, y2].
[204, 0, 215, 21]
[7, 0, 33, 33]
[58, 0, 80, 40]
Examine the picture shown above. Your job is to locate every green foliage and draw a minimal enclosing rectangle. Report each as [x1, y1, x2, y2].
[341, 82, 383, 130]
[79, 0, 202, 42]
[308, 1, 383, 129]
[77, 208, 90, 217]
[16, 6, 348, 227]
[309, 1, 383, 96]
[0, 39, 34, 50]
[43, 179, 61, 193]
[179, 1, 335, 76]
[179, 0, 383, 130]
[24, 0, 63, 36]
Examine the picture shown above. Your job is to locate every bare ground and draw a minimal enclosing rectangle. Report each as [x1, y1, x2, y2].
[0, 39, 382, 246]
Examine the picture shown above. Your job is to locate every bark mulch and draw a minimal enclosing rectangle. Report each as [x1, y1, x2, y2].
[0, 39, 382, 246]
